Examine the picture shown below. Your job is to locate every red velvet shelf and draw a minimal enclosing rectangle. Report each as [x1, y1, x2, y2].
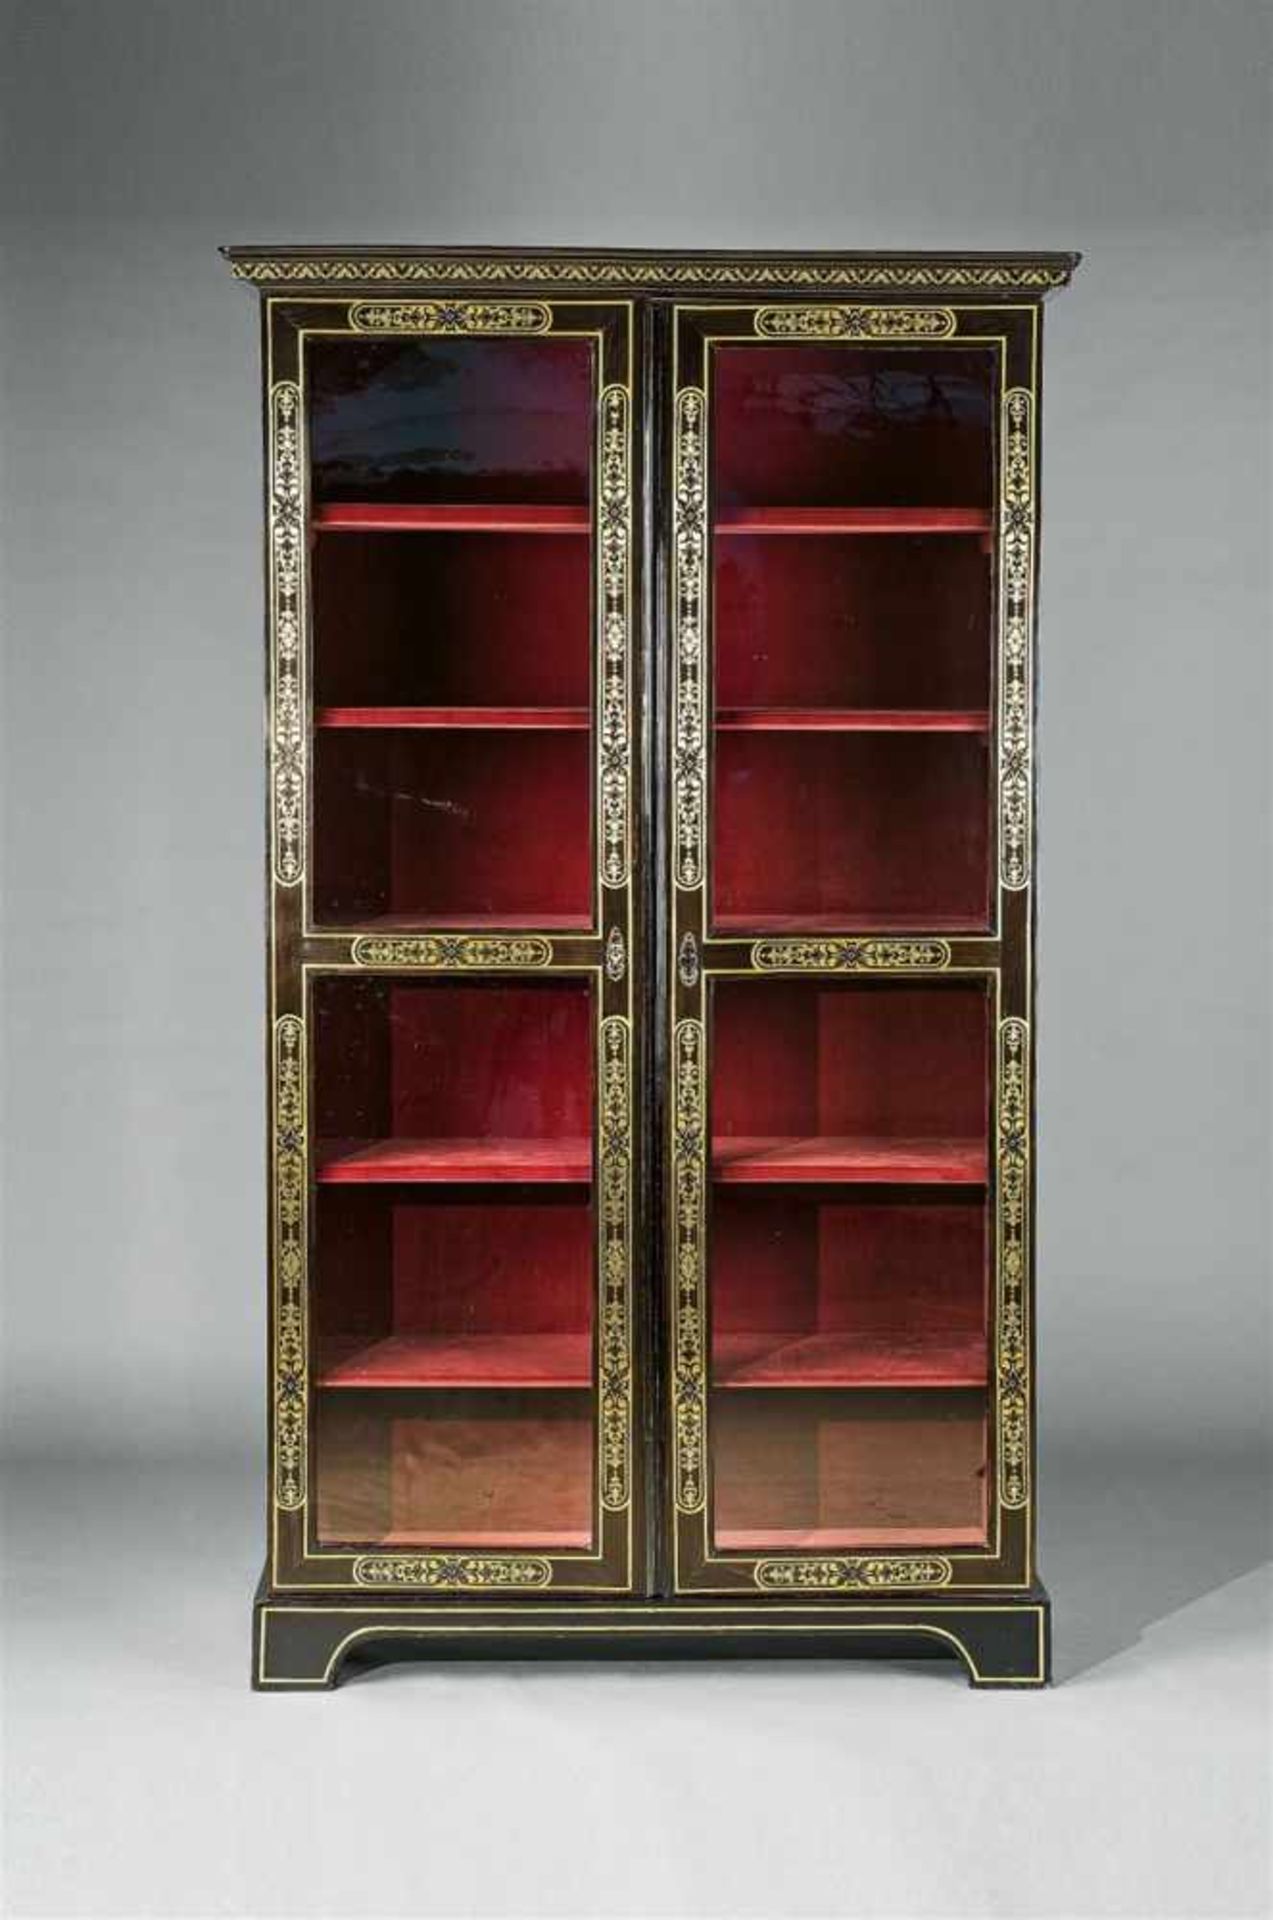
[371, 1528, 594, 1549]
[715, 708, 989, 734]
[711, 1137, 987, 1185]
[713, 1329, 987, 1389]
[316, 706, 590, 731]
[714, 1524, 987, 1549]
[715, 507, 992, 537]
[316, 1138, 593, 1185]
[315, 504, 590, 535]
[320, 911, 594, 932]
[712, 911, 988, 935]
[317, 1332, 592, 1390]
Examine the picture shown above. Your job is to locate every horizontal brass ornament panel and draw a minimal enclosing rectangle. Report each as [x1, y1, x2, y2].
[750, 937, 953, 972]
[755, 305, 956, 339]
[754, 1556, 954, 1592]
[351, 935, 554, 968]
[349, 299, 551, 333]
[353, 1555, 553, 1590]
[231, 252, 1076, 291]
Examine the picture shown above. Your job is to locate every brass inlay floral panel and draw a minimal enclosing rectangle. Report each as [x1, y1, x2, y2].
[233, 255, 1074, 291]
[673, 389, 707, 891]
[348, 299, 551, 333]
[754, 1556, 954, 1592]
[269, 383, 305, 888]
[353, 1554, 553, 1589]
[751, 937, 952, 971]
[999, 387, 1035, 891]
[755, 305, 956, 339]
[351, 935, 553, 968]
[997, 1017, 1031, 1508]
[598, 383, 632, 889]
[604, 925, 626, 982]
[273, 1014, 307, 1511]
[672, 1019, 707, 1513]
[599, 1016, 632, 1512]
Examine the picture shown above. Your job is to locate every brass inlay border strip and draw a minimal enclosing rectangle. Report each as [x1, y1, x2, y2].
[598, 383, 632, 888]
[269, 382, 305, 888]
[350, 935, 553, 968]
[273, 1014, 307, 1511]
[754, 305, 956, 339]
[234, 255, 1073, 292]
[673, 388, 707, 889]
[353, 1554, 552, 1589]
[599, 1016, 633, 1511]
[750, 937, 953, 972]
[997, 1016, 1031, 1509]
[754, 1556, 954, 1592]
[999, 387, 1035, 890]
[348, 299, 551, 333]
[672, 1018, 707, 1512]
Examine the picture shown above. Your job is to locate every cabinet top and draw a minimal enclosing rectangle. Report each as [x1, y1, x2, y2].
[220, 244, 1080, 297]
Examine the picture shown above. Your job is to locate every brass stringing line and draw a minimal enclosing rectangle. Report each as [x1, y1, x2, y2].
[270, 383, 304, 888]
[999, 387, 1034, 890]
[997, 1017, 1030, 1508]
[599, 1016, 632, 1510]
[672, 1019, 706, 1513]
[273, 1015, 307, 1510]
[673, 388, 706, 890]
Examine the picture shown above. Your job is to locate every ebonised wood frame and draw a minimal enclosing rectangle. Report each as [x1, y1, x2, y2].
[225, 246, 1078, 1689]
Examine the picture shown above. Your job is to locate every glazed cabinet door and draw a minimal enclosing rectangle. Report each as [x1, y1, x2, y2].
[265, 295, 644, 1595]
[665, 299, 1040, 1596]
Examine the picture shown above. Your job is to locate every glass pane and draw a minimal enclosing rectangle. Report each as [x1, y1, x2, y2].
[311, 976, 597, 1549]
[708, 978, 991, 1550]
[306, 335, 595, 929]
[709, 342, 996, 933]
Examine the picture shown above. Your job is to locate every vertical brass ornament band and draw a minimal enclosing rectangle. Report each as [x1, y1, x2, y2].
[672, 1019, 707, 1512]
[997, 1016, 1031, 1509]
[673, 388, 707, 890]
[269, 381, 305, 889]
[598, 383, 632, 889]
[999, 386, 1035, 891]
[598, 1016, 632, 1511]
[273, 1013, 308, 1510]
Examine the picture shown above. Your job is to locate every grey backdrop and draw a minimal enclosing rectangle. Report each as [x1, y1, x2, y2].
[2, 5, 1270, 1918]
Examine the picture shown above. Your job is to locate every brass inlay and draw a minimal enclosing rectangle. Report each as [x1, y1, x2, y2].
[353, 1555, 552, 1589]
[604, 925, 626, 982]
[599, 1016, 633, 1511]
[751, 937, 952, 971]
[273, 1014, 307, 1511]
[755, 305, 956, 339]
[678, 931, 700, 989]
[234, 255, 1074, 291]
[351, 935, 553, 968]
[1000, 387, 1035, 891]
[997, 1016, 1030, 1508]
[754, 1556, 954, 1592]
[269, 383, 304, 888]
[598, 384, 632, 889]
[672, 1019, 707, 1512]
[348, 299, 551, 333]
[673, 389, 707, 890]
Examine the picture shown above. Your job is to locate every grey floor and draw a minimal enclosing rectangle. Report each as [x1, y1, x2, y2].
[2, 1447, 1269, 1920]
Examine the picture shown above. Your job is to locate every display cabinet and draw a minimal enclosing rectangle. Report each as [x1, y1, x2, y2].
[225, 246, 1077, 1688]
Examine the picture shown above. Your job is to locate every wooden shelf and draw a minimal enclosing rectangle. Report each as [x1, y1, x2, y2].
[315, 504, 590, 535]
[713, 1329, 987, 1389]
[712, 912, 988, 934]
[711, 1136, 987, 1186]
[316, 1137, 593, 1185]
[716, 707, 989, 733]
[714, 1524, 988, 1549]
[317, 1332, 592, 1390]
[715, 507, 992, 537]
[316, 706, 589, 731]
